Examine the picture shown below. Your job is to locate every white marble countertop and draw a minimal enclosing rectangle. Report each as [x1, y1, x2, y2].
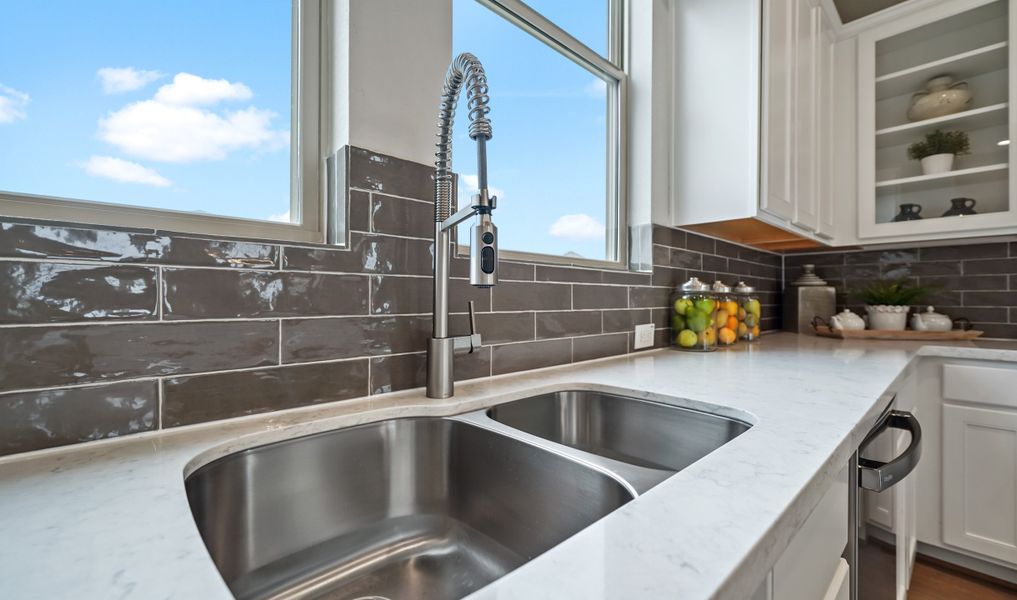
[4, 333, 1017, 600]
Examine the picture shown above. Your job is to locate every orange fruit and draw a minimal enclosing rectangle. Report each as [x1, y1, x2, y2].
[725, 301, 739, 315]
[726, 315, 738, 330]
[718, 327, 736, 345]
[751, 325, 760, 337]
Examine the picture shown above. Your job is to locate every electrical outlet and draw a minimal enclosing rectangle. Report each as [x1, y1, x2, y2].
[634, 323, 655, 349]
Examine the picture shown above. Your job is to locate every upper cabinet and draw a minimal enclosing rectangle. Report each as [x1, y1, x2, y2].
[671, 0, 839, 250]
[856, 0, 1017, 241]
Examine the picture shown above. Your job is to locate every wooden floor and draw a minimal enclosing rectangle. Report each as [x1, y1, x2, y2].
[909, 558, 1017, 600]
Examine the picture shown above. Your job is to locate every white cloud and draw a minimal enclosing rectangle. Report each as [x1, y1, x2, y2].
[0, 84, 29, 123]
[267, 210, 291, 223]
[97, 73, 287, 163]
[97, 67, 162, 94]
[458, 174, 505, 202]
[549, 213, 605, 240]
[154, 73, 252, 106]
[585, 79, 607, 97]
[82, 155, 172, 187]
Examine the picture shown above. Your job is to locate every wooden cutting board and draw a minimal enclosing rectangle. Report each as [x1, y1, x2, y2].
[813, 325, 983, 341]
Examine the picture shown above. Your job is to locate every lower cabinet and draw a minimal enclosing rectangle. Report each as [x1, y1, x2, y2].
[943, 402, 1017, 564]
[752, 466, 849, 600]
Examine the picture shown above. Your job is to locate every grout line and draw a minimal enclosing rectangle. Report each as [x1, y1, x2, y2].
[278, 320, 283, 365]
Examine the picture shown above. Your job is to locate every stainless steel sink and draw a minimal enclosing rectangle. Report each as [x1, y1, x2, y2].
[487, 390, 750, 472]
[186, 417, 633, 600]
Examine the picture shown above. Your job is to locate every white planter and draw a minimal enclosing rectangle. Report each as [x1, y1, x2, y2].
[866, 305, 910, 331]
[920, 153, 955, 175]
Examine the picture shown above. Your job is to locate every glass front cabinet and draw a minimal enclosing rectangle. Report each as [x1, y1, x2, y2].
[857, 0, 1017, 239]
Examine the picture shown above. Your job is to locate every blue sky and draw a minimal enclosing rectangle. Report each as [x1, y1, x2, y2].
[0, 1, 608, 259]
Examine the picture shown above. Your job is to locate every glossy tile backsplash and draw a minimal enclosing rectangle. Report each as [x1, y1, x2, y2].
[786, 243, 1017, 338]
[0, 146, 781, 457]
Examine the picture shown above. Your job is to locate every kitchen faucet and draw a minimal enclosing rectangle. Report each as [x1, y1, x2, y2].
[427, 52, 497, 399]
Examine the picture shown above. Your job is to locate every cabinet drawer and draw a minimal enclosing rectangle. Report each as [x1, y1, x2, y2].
[943, 363, 1017, 409]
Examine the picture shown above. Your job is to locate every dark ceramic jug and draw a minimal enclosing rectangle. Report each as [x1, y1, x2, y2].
[942, 197, 977, 217]
[892, 203, 923, 222]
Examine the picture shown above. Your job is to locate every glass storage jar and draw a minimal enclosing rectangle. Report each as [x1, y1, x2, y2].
[711, 281, 739, 346]
[735, 281, 761, 341]
[671, 277, 717, 352]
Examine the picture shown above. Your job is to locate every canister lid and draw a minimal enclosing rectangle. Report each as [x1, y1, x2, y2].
[734, 281, 755, 293]
[681, 276, 710, 292]
[711, 280, 732, 293]
[792, 264, 828, 286]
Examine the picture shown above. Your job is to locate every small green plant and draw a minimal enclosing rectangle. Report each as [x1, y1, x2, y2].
[907, 129, 970, 160]
[851, 279, 936, 306]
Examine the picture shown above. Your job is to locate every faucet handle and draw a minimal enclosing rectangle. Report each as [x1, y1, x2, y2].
[467, 301, 477, 336]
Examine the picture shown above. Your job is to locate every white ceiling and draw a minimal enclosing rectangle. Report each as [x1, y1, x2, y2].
[832, 0, 911, 23]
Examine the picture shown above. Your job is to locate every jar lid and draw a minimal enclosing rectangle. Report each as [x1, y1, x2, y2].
[734, 281, 755, 293]
[681, 276, 710, 292]
[711, 280, 732, 293]
[792, 264, 828, 286]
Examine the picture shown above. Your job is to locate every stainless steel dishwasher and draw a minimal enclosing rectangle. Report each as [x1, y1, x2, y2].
[847, 395, 923, 600]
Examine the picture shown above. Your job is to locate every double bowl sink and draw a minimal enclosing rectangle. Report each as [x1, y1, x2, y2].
[186, 390, 750, 600]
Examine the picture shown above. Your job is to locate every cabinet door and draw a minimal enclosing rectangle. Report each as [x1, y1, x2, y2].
[815, 15, 836, 239]
[760, 0, 796, 221]
[943, 403, 1017, 564]
[791, 1, 819, 231]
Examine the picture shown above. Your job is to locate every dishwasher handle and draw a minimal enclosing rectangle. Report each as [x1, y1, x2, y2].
[858, 410, 922, 492]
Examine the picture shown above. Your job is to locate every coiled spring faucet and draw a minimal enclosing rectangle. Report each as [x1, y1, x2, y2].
[427, 52, 497, 399]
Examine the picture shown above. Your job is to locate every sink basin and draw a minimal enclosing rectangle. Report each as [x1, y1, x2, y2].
[487, 390, 750, 472]
[186, 417, 633, 600]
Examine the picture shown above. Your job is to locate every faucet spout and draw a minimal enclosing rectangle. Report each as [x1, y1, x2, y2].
[427, 52, 497, 399]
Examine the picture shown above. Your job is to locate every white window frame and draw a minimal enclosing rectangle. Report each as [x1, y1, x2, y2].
[0, 0, 330, 245]
[456, 0, 629, 269]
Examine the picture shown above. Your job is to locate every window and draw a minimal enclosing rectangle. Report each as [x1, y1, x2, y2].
[0, 0, 326, 243]
[452, 0, 626, 265]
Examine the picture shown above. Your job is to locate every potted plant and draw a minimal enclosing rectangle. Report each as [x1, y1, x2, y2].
[907, 129, 970, 175]
[852, 280, 935, 331]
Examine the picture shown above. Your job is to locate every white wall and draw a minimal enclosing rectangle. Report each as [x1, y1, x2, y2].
[332, 0, 451, 166]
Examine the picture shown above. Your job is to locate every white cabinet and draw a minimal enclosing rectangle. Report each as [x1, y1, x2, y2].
[672, 0, 838, 244]
[855, 0, 1017, 242]
[943, 403, 1017, 563]
[772, 466, 849, 600]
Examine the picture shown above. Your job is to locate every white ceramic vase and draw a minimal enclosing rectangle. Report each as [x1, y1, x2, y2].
[865, 305, 910, 331]
[920, 153, 954, 175]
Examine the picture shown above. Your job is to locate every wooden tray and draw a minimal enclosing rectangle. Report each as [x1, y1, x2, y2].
[812, 325, 983, 341]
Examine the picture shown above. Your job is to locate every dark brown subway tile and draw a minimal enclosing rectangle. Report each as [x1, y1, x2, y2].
[651, 266, 685, 288]
[348, 146, 434, 200]
[603, 309, 652, 333]
[492, 281, 571, 311]
[162, 359, 369, 427]
[714, 240, 743, 258]
[651, 308, 671, 329]
[0, 262, 157, 324]
[535, 311, 602, 339]
[283, 233, 434, 276]
[372, 194, 434, 238]
[535, 265, 603, 284]
[964, 258, 1017, 275]
[844, 249, 917, 265]
[451, 258, 535, 281]
[573, 333, 629, 362]
[629, 286, 671, 309]
[0, 222, 279, 267]
[492, 339, 571, 376]
[449, 311, 535, 344]
[942, 306, 1008, 323]
[962, 291, 1017, 307]
[669, 249, 702, 270]
[163, 269, 368, 319]
[0, 322, 278, 392]
[0, 381, 157, 456]
[349, 190, 371, 232]
[652, 244, 670, 267]
[973, 323, 1017, 339]
[921, 243, 1006, 261]
[920, 275, 1008, 291]
[651, 225, 685, 248]
[371, 276, 489, 315]
[684, 233, 715, 254]
[572, 284, 628, 310]
[603, 269, 652, 285]
[702, 254, 728, 273]
[282, 315, 430, 363]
